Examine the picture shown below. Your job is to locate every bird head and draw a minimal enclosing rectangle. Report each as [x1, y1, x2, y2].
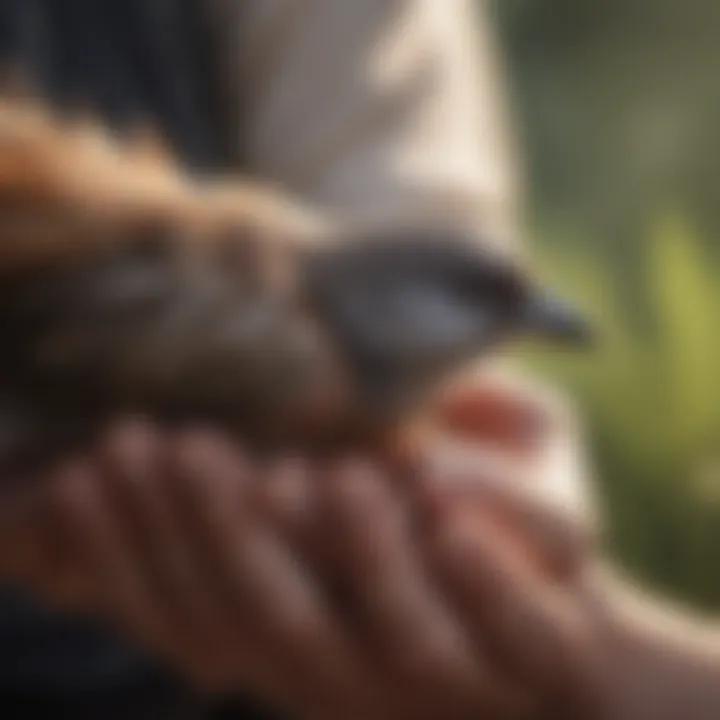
[302, 226, 591, 424]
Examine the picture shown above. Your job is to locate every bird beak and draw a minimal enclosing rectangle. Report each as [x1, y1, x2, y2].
[519, 291, 593, 347]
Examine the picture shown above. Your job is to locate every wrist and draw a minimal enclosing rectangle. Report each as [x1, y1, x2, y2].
[589, 565, 720, 720]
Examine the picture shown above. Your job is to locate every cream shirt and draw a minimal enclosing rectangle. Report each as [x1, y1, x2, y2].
[212, 0, 522, 250]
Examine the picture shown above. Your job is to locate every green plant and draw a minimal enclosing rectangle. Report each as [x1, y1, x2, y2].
[523, 213, 720, 608]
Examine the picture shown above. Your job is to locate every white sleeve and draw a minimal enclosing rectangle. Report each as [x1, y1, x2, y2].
[221, 0, 523, 250]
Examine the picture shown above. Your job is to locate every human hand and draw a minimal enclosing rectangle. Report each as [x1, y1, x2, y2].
[416, 369, 720, 720]
[0, 423, 379, 715]
[8, 424, 535, 719]
[415, 370, 603, 717]
[0, 371, 601, 720]
[279, 369, 602, 719]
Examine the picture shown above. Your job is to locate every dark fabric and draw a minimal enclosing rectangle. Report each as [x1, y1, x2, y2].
[0, 0, 233, 172]
[0, 2, 280, 718]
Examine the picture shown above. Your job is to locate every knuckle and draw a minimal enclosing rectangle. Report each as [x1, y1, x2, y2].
[171, 431, 249, 484]
[176, 426, 241, 461]
[173, 429, 225, 462]
[102, 418, 158, 461]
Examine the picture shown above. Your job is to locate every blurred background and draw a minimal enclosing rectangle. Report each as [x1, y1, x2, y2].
[488, 0, 720, 608]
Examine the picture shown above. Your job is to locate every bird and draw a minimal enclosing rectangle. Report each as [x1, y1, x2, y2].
[0, 92, 591, 480]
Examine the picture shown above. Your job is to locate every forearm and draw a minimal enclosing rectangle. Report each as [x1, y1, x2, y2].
[592, 566, 720, 720]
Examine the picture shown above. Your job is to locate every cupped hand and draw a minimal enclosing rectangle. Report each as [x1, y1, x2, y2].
[0, 370, 603, 719]
[25, 425, 532, 719]
[414, 368, 603, 716]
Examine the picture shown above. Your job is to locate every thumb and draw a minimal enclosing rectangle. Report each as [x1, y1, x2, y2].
[416, 439, 597, 581]
[428, 505, 598, 709]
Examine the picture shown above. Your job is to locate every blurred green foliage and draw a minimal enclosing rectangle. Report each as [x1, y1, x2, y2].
[489, 1, 720, 607]
[491, 0, 720, 249]
[524, 219, 720, 608]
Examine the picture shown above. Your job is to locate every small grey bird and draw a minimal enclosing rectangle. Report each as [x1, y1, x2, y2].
[0, 97, 590, 477]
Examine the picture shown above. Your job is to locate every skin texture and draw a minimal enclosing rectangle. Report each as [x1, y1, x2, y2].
[3, 371, 720, 720]
[0, 372, 602, 719]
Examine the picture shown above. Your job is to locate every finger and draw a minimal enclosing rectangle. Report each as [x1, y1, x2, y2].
[434, 367, 592, 517]
[151, 430, 278, 693]
[99, 427, 298, 694]
[417, 441, 595, 580]
[51, 439, 245, 692]
[47, 457, 170, 644]
[258, 458, 316, 548]
[257, 458, 346, 600]
[0, 479, 93, 609]
[0, 481, 57, 580]
[437, 366, 574, 456]
[430, 506, 596, 707]
[438, 385, 545, 452]
[97, 420, 221, 633]
[319, 461, 527, 715]
[437, 370, 552, 448]
[166, 433, 371, 711]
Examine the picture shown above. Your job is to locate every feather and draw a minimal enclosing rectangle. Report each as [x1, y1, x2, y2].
[0, 93, 590, 477]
